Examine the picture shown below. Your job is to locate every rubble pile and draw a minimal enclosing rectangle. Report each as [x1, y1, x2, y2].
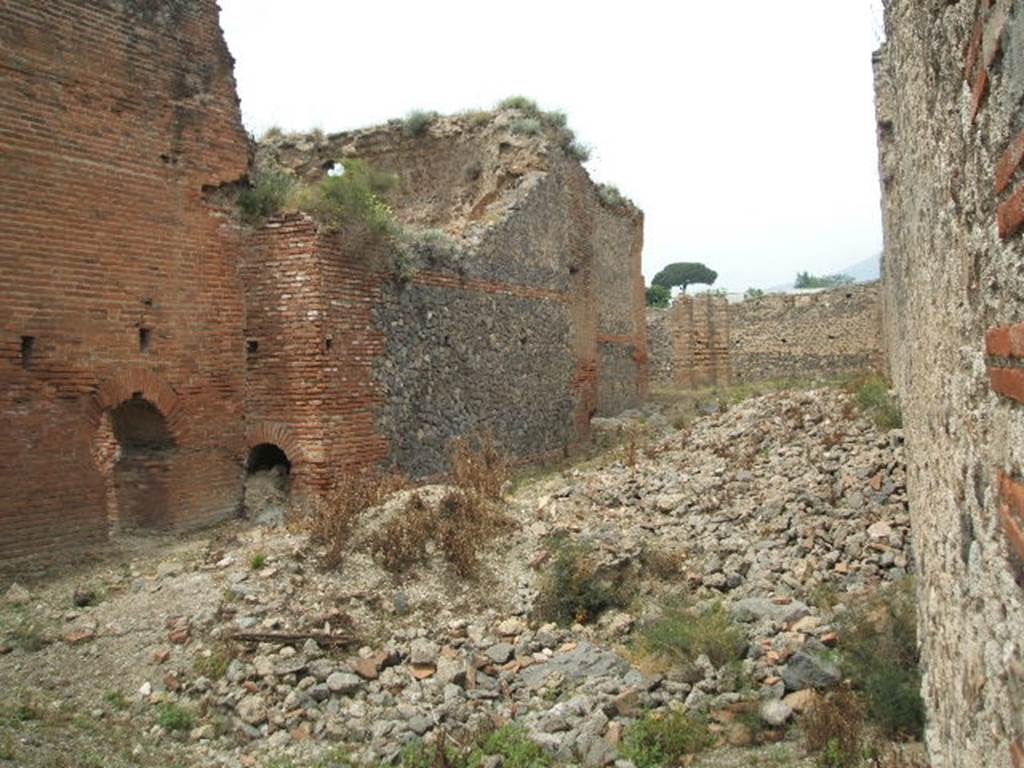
[0, 388, 911, 767]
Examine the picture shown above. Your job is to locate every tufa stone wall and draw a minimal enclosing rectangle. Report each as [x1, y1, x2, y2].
[646, 283, 882, 388]
[875, 1, 1024, 765]
[0, 0, 251, 559]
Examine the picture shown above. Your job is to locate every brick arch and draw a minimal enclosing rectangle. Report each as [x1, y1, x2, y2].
[245, 421, 304, 466]
[90, 368, 184, 441]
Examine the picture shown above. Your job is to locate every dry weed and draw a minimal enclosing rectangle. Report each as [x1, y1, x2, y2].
[304, 470, 406, 566]
[802, 687, 868, 766]
[367, 489, 512, 577]
[449, 432, 510, 499]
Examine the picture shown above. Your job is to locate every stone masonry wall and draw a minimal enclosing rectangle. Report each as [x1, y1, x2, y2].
[252, 117, 647, 481]
[646, 284, 883, 388]
[645, 295, 732, 388]
[875, 2, 1024, 765]
[731, 282, 884, 382]
[0, 0, 250, 559]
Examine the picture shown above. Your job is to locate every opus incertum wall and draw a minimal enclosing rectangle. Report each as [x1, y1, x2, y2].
[645, 283, 884, 389]
[876, 0, 1024, 764]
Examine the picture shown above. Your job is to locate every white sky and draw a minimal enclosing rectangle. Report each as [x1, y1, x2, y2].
[218, 1, 885, 292]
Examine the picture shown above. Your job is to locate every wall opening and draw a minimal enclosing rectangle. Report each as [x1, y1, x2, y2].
[139, 327, 151, 352]
[20, 336, 34, 368]
[244, 443, 291, 523]
[107, 395, 176, 529]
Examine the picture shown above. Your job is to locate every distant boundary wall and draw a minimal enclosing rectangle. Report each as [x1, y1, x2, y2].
[647, 282, 884, 388]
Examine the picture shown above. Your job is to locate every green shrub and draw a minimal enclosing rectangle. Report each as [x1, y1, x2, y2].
[0, 699, 40, 726]
[368, 487, 511, 578]
[495, 96, 590, 161]
[311, 748, 356, 768]
[622, 711, 714, 768]
[838, 579, 924, 739]
[103, 690, 129, 711]
[239, 163, 295, 225]
[850, 376, 903, 430]
[510, 117, 543, 136]
[155, 702, 195, 732]
[565, 139, 592, 162]
[540, 110, 568, 129]
[193, 647, 232, 680]
[460, 109, 494, 127]
[7, 623, 49, 653]
[596, 183, 632, 208]
[469, 725, 550, 768]
[295, 159, 397, 236]
[497, 95, 540, 113]
[250, 552, 267, 570]
[744, 287, 765, 300]
[646, 284, 671, 308]
[636, 598, 747, 669]
[403, 110, 440, 138]
[305, 470, 408, 568]
[533, 538, 629, 625]
[398, 736, 464, 768]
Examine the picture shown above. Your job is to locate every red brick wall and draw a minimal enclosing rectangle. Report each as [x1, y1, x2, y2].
[0, 0, 250, 558]
[241, 216, 391, 493]
[669, 295, 732, 388]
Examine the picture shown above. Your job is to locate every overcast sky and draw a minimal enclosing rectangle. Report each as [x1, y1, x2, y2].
[219, 1, 886, 292]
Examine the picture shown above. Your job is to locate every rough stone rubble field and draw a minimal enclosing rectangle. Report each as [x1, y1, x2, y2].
[0, 387, 914, 768]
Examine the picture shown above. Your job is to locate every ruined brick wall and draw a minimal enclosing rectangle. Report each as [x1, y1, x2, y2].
[683, 296, 732, 388]
[646, 285, 883, 388]
[0, 0, 250, 558]
[875, 2, 1024, 765]
[240, 217, 392, 490]
[645, 295, 731, 388]
[254, 116, 646, 479]
[730, 282, 884, 382]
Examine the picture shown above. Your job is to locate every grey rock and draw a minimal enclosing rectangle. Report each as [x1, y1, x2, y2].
[225, 659, 248, 683]
[5, 583, 30, 606]
[731, 597, 810, 625]
[410, 638, 439, 666]
[236, 694, 267, 725]
[520, 642, 630, 686]
[580, 735, 616, 767]
[327, 672, 363, 694]
[308, 659, 336, 682]
[408, 715, 433, 736]
[486, 642, 514, 664]
[273, 655, 307, 676]
[309, 683, 330, 702]
[782, 651, 841, 691]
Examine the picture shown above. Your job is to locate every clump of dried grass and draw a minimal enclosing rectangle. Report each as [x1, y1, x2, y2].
[803, 687, 868, 767]
[368, 488, 511, 577]
[367, 434, 513, 577]
[449, 431, 509, 500]
[304, 470, 406, 567]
